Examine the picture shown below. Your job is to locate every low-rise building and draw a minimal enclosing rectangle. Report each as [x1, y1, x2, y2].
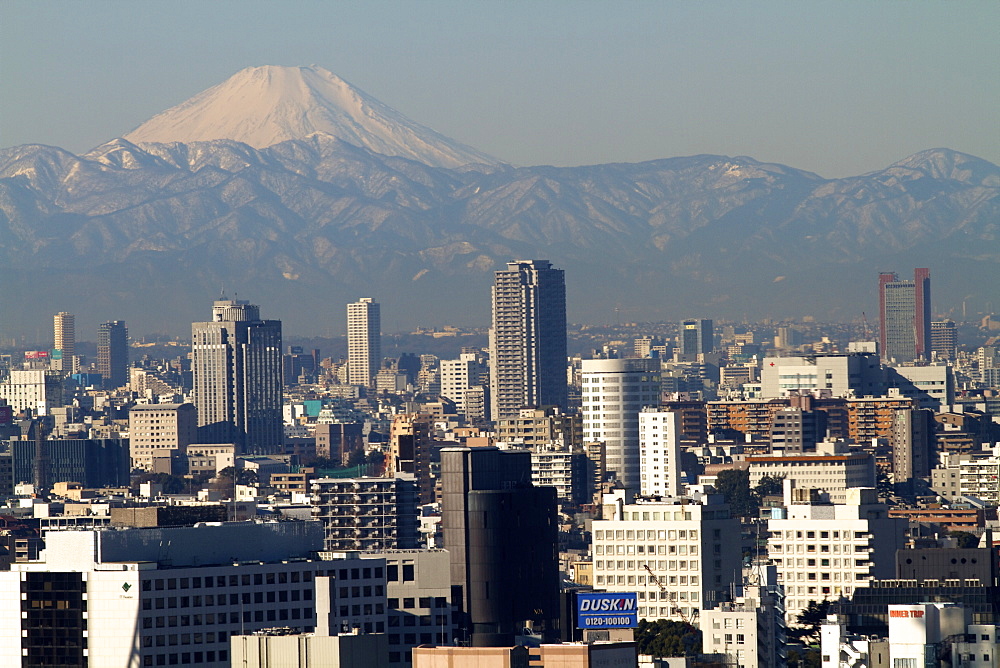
[746, 441, 876, 504]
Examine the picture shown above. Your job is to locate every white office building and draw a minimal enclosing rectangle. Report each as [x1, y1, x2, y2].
[0, 368, 63, 415]
[766, 484, 907, 622]
[581, 358, 661, 494]
[821, 603, 997, 668]
[760, 351, 882, 399]
[639, 409, 683, 498]
[591, 490, 742, 623]
[885, 363, 955, 410]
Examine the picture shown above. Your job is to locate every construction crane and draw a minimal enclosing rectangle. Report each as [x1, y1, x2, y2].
[642, 564, 698, 625]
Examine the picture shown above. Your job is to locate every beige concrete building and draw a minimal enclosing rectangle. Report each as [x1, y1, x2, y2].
[414, 642, 637, 668]
[231, 631, 388, 668]
[128, 403, 197, 471]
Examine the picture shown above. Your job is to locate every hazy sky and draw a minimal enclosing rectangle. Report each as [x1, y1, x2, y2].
[2, 1, 998, 178]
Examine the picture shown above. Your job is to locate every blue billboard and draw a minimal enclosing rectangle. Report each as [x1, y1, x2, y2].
[576, 592, 638, 629]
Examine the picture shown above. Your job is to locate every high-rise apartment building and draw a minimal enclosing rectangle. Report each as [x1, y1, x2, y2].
[581, 358, 661, 495]
[678, 318, 713, 361]
[347, 298, 381, 388]
[52, 312, 75, 373]
[930, 319, 958, 360]
[191, 298, 283, 454]
[879, 268, 931, 363]
[489, 260, 567, 420]
[97, 320, 128, 389]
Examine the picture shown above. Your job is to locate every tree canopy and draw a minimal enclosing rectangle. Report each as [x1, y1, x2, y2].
[634, 619, 701, 657]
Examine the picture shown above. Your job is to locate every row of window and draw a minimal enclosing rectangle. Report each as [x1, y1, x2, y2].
[596, 544, 699, 556]
[142, 650, 224, 666]
[141, 571, 312, 591]
[596, 529, 698, 541]
[141, 607, 313, 628]
[387, 596, 449, 609]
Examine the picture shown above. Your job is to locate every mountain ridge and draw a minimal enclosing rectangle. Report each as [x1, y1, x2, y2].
[1, 138, 996, 334]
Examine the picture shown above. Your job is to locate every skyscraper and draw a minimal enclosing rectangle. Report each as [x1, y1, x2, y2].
[97, 321, 128, 389]
[52, 312, 75, 373]
[677, 318, 713, 361]
[489, 260, 567, 420]
[191, 298, 283, 454]
[879, 268, 931, 363]
[441, 446, 559, 646]
[347, 298, 380, 388]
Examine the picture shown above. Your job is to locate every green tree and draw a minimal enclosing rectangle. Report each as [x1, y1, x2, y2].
[216, 467, 259, 486]
[949, 531, 980, 548]
[131, 472, 187, 494]
[788, 600, 831, 646]
[634, 619, 701, 657]
[715, 469, 755, 517]
[752, 474, 785, 502]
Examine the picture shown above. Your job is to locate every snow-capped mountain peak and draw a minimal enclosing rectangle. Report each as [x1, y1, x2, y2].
[123, 65, 499, 168]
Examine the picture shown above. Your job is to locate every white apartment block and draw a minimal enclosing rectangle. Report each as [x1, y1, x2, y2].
[581, 358, 661, 494]
[639, 409, 683, 498]
[766, 485, 907, 622]
[931, 447, 1000, 504]
[129, 403, 198, 471]
[529, 443, 586, 505]
[746, 441, 876, 504]
[591, 490, 742, 622]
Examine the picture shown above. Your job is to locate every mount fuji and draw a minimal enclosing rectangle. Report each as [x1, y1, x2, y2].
[123, 65, 499, 168]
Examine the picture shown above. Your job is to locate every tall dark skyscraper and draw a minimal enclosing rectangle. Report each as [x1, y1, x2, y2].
[489, 260, 567, 420]
[97, 320, 128, 389]
[441, 446, 559, 646]
[879, 268, 931, 363]
[191, 298, 283, 454]
[678, 318, 713, 361]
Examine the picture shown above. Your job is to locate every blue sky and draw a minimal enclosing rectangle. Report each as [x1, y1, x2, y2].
[2, 1, 997, 177]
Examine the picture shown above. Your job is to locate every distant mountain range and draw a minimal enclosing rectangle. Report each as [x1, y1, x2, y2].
[1, 66, 998, 336]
